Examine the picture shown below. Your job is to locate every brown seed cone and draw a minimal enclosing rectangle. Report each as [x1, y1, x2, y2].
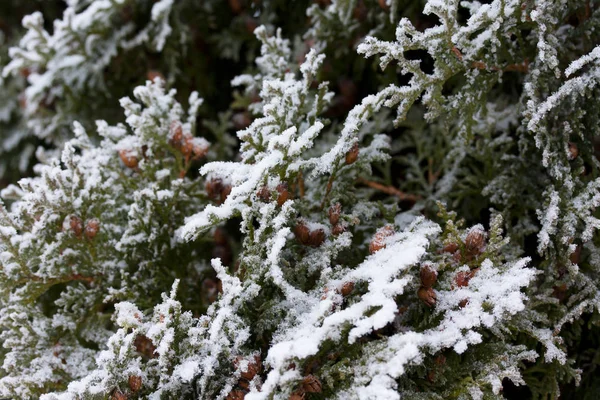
[119, 149, 139, 169]
[141, 144, 149, 160]
[192, 139, 209, 159]
[352, 0, 367, 21]
[454, 271, 470, 288]
[220, 184, 232, 204]
[169, 121, 183, 150]
[70, 215, 83, 238]
[417, 286, 436, 307]
[552, 284, 568, 302]
[226, 390, 246, 400]
[442, 242, 459, 253]
[420, 264, 437, 288]
[331, 224, 346, 236]
[19, 67, 31, 78]
[570, 245, 582, 264]
[146, 70, 165, 82]
[244, 16, 258, 34]
[309, 229, 326, 247]
[228, 0, 244, 14]
[458, 298, 469, 308]
[257, 186, 271, 202]
[84, 219, 100, 239]
[128, 375, 142, 393]
[134, 335, 157, 359]
[452, 250, 462, 263]
[369, 225, 394, 254]
[240, 379, 252, 391]
[110, 389, 128, 400]
[206, 178, 224, 201]
[568, 142, 579, 160]
[328, 203, 342, 225]
[454, 268, 479, 288]
[234, 354, 262, 381]
[276, 182, 291, 206]
[301, 375, 322, 393]
[294, 222, 310, 245]
[289, 392, 305, 400]
[340, 281, 355, 296]
[465, 227, 486, 254]
[345, 142, 359, 165]
[181, 134, 194, 158]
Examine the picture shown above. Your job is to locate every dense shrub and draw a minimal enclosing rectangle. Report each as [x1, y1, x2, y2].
[0, 0, 600, 399]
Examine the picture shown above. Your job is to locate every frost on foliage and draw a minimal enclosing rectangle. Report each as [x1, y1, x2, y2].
[310, 0, 528, 181]
[176, 20, 543, 399]
[0, 79, 209, 398]
[356, 256, 537, 398]
[242, 217, 438, 399]
[2, 0, 600, 398]
[181, 26, 333, 241]
[57, 257, 251, 399]
[537, 189, 561, 255]
[188, 258, 252, 398]
[338, 261, 536, 399]
[352, 0, 527, 140]
[231, 26, 292, 103]
[353, 0, 600, 296]
[2, 0, 176, 141]
[305, 0, 400, 55]
[41, 281, 202, 400]
[526, 44, 600, 257]
[0, 28, 32, 180]
[240, 218, 535, 400]
[526, 45, 600, 181]
[476, 345, 538, 397]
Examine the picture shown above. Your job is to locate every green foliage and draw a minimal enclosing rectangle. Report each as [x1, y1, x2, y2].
[0, 0, 600, 399]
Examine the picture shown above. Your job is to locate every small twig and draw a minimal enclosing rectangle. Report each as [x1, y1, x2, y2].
[471, 60, 529, 73]
[451, 45, 529, 73]
[70, 274, 95, 283]
[298, 170, 305, 199]
[427, 158, 441, 185]
[451, 46, 463, 61]
[357, 178, 419, 202]
[320, 173, 336, 210]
